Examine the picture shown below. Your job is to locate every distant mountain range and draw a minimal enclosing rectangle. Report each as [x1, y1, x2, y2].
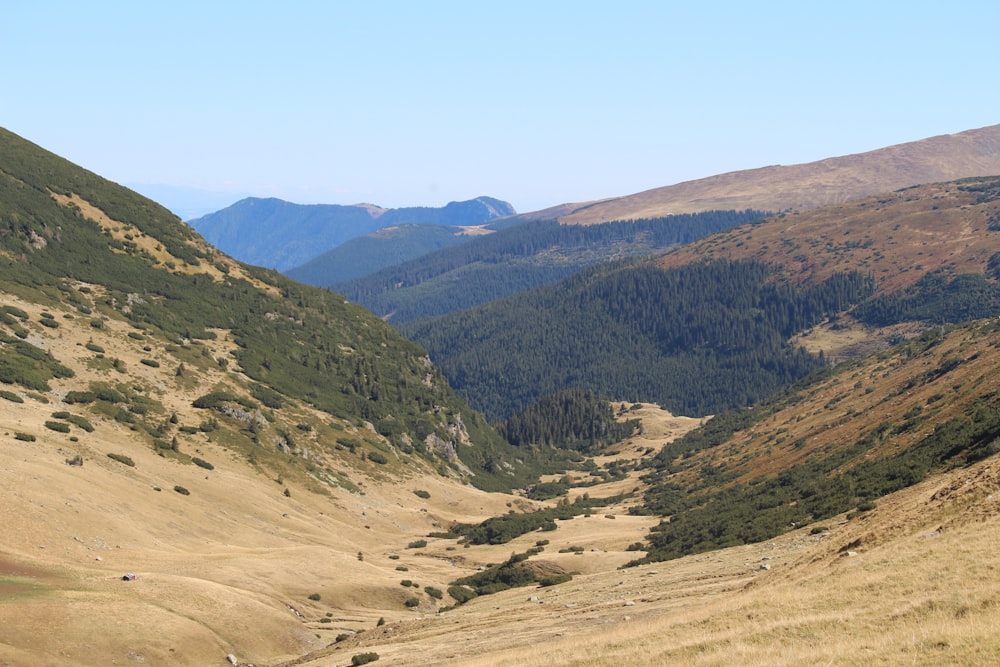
[188, 195, 514, 271]
[285, 222, 496, 286]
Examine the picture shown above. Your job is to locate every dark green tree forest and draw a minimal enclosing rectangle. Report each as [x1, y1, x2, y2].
[402, 259, 875, 420]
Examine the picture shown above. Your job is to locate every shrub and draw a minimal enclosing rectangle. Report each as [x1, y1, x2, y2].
[66, 454, 84, 466]
[85, 341, 105, 353]
[191, 457, 214, 470]
[395, 566, 408, 572]
[14, 432, 36, 442]
[447, 585, 478, 604]
[335, 633, 351, 643]
[140, 358, 160, 368]
[64, 390, 97, 403]
[65, 414, 94, 432]
[424, 586, 443, 599]
[538, 573, 573, 587]
[308, 593, 321, 601]
[107, 453, 135, 467]
[351, 653, 379, 666]
[0, 390, 24, 403]
[404, 597, 420, 608]
[173, 485, 190, 495]
[400, 580, 413, 587]
[367, 450, 388, 465]
[407, 539, 427, 549]
[413, 489, 431, 499]
[44, 420, 70, 433]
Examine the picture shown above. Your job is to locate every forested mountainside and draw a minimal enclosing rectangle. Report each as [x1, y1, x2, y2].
[336, 209, 768, 323]
[188, 195, 514, 271]
[401, 177, 1000, 422]
[285, 223, 479, 286]
[0, 127, 549, 491]
[402, 259, 872, 420]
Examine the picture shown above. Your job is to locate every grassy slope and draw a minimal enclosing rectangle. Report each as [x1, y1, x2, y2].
[518, 123, 1000, 225]
[282, 319, 1000, 666]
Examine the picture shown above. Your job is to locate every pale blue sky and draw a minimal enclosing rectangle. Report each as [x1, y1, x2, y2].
[3, 1, 999, 215]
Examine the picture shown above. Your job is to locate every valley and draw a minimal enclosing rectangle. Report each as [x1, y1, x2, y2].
[4, 124, 1000, 666]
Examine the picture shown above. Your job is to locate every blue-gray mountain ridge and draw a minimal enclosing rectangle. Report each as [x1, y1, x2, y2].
[188, 195, 515, 271]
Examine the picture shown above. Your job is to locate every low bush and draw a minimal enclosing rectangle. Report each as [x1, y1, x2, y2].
[407, 539, 427, 549]
[447, 585, 477, 604]
[173, 485, 190, 495]
[191, 457, 214, 470]
[44, 420, 70, 433]
[107, 453, 135, 467]
[351, 653, 379, 666]
[65, 414, 94, 432]
[413, 489, 431, 499]
[539, 573, 573, 587]
[63, 390, 97, 403]
[14, 432, 36, 442]
[0, 390, 24, 403]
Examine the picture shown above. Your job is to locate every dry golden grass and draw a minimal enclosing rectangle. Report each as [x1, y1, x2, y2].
[5, 290, 1000, 666]
[531, 123, 1000, 226]
[286, 459, 1000, 667]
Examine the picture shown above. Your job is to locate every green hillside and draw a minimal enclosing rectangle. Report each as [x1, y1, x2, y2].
[285, 223, 477, 285]
[401, 178, 1000, 422]
[336, 210, 767, 323]
[0, 127, 548, 491]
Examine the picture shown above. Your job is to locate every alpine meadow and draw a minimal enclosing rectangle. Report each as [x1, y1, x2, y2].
[5, 123, 1000, 667]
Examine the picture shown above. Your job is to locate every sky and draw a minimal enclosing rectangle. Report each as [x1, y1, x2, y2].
[2, 1, 999, 217]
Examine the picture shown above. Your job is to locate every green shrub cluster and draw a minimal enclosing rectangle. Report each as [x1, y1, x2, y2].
[451, 493, 626, 545]
[107, 453, 135, 467]
[451, 550, 571, 599]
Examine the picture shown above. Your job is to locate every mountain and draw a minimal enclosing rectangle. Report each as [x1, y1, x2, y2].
[285, 222, 491, 286]
[188, 195, 515, 271]
[515, 123, 1000, 225]
[335, 209, 768, 323]
[401, 176, 1000, 421]
[4, 127, 1000, 666]
[327, 126, 1000, 324]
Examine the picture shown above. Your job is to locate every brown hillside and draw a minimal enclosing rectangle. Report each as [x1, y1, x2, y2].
[518, 123, 1000, 225]
[657, 177, 1000, 295]
[280, 320, 1000, 667]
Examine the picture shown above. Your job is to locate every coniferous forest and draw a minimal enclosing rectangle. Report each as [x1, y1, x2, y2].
[402, 259, 875, 420]
[335, 210, 769, 323]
